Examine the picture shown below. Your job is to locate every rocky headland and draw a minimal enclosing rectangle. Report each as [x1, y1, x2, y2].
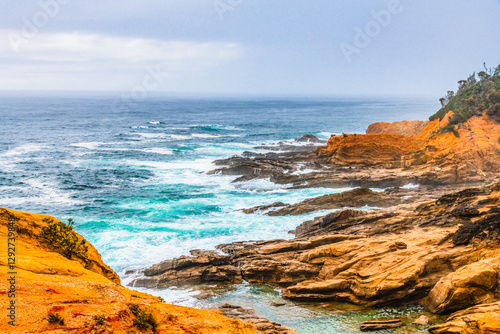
[135, 99, 500, 333]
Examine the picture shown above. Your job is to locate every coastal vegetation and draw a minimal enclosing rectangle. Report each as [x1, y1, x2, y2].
[430, 63, 500, 125]
[46, 312, 64, 325]
[40, 217, 89, 259]
[129, 304, 158, 331]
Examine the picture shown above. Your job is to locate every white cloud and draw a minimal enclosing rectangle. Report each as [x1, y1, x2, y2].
[0, 30, 242, 91]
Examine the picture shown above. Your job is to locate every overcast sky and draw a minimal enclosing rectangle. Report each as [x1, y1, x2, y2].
[1, 0, 499, 97]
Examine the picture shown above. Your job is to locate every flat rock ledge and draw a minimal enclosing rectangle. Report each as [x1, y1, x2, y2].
[219, 304, 299, 334]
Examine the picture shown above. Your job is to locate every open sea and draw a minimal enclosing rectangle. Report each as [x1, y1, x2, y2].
[0, 95, 441, 333]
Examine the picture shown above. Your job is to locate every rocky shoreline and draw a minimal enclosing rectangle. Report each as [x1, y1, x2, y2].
[3, 112, 499, 333]
[132, 114, 500, 333]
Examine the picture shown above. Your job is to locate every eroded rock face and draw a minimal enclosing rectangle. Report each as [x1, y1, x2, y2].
[424, 257, 500, 314]
[0, 208, 258, 334]
[316, 112, 500, 183]
[316, 133, 423, 167]
[429, 301, 500, 334]
[135, 184, 500, 312]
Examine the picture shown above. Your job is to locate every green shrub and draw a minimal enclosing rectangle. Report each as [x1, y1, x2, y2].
[93, 314, 106, 325]
[440, 125, 460, 138]
[46, 312, 64, 325]
[40, 218, 88, 259]
[129, 305, 157, 331]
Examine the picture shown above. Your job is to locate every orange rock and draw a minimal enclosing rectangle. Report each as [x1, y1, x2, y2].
[366, 120, 428, 136]
[424, 257, 500, 314]
[316, 133, 423, 167]
[317, 112, 500, 181]
[0, 208, 257, 334]
[429, 301, 500, 334]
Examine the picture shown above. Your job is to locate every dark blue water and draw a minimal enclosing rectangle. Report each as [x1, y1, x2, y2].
[0, 96, 439, 333]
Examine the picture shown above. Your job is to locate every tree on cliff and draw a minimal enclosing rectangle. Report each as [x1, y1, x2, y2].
[430, 64, 500, 124]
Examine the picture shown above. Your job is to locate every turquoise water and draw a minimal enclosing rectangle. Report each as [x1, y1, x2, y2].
[0, 96, 439, 332]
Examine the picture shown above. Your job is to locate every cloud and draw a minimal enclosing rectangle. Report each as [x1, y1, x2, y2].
[0, 30, 242, 90]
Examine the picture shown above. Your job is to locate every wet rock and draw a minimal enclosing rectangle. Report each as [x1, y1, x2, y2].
[295, 134, 322, 143]
[243, 188, 402, 217]
[413, 315, 430, 325]
[218, 304, 298, 333]
[242, 202, 288, 214]
[360, 319, 403, 331]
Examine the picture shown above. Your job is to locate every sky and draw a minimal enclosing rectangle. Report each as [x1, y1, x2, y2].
[0, 0, 499, 97]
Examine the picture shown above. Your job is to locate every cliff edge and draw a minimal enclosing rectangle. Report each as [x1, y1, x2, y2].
[0, 208, 257, 334]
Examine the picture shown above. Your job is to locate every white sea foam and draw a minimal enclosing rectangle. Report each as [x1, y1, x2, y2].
[148, 121, 161, 125]
[141, 148, 174, 155]
[170, 135, 191, 140]
[135, 133, 170, 139]
[127, 158, 215, 173]
[289, 168, 319, 175]
[401, 183, 420, 189]
[190, 124, 244, 131]
[0, 178, 84, 207]
[70, 142, 105, 150]
[1, 144, 46, 157]
[316, 131, 336, 139]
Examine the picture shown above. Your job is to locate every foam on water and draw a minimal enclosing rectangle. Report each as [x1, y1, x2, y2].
[190, 124, 243, 131]
[170, 134, 191, 140]
[140, 148, 174, 155]
[1, 143, 46, 157]
[70, 142, 108, 150]
[401, 183, 420, 189]
[191, 134, 222, 138]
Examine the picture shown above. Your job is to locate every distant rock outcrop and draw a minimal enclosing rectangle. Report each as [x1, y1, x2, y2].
[317, 111, 500, 183]
[366, 120, 428, 136]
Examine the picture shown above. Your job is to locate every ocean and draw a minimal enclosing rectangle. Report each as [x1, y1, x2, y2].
[0, 95, 440, 333]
